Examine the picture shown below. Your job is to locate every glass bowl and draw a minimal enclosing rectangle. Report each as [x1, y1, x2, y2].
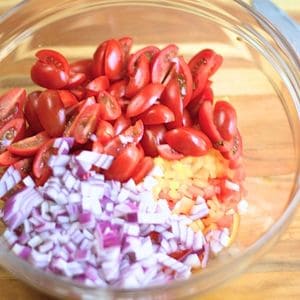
[0, 0, 299, 299]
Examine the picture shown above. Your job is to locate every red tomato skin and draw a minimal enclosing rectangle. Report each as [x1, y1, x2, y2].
[0, 88, 26, 127]
[213, 100, 237, 141]
[165, 127, 212, 156]
[160, 78, 183, 128]
[182, 109, 193, 127]
[178, 56, 193, 107]
[125, 53, 150, 98]
[132, 156, 154, 184]
[57, 90, 79, 108]
[93, 41, 108, 77]
[37, 90, 66, 137]
[221, 129, 243, 161]
[33, 139, 55, 178]
[70, 59, 93, 80]
[0, 151, 20, 166]
[96, 120, 115, 145]
[67, 72, 87, 89]
[108, 79, 127, 99]
[140, 124, 166, 157]
[139, 104, 175, 125]
[157, 144, 184, 160]
[105, 39, 124, 81]
[151, 44, 179, 83]
[85, 76, 110, 97]
[0, 118, 26, 153]
[8, 131, 50, 157]
[97, 91, 122, 121]
[113, 115, 131, 135]
[126, 83, 165, 118]
[104, 144, 142, 182]
[13, 157, 33, 178]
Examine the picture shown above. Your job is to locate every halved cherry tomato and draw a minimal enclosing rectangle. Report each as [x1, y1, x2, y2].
[139, 104, 175, 125]
[0, 151, 20, 166]
[93, 40, 108, 77]
[127, 45, 160, 75]
[95, 120, 115, 145]
[151, 44, 178, 84]
[0, 88, 26, 127]
[125, 53, 150, 98]
[37, 90, 66, 137]
[104, 120, 144, 156]
[113, 115, 131, 135]
[157, 144, 184, 160]
[178, 56, 193, 107]
[67, 72, 86, 89]
[31, 49, 70, 89]
[70, 87, 86, 101]
[141, 124, 166, 157]
[182, 109, 193, 127]
[57, 90, 79, 108]
[126, 83, 165, 118]
[105, 39, 124, 81]
[8, 131, 50, 157]
[108, 80, 127, 99]
[214, 101, 237, 141]
[69, 103, 101, 144]
[97, 91, 121, 121]
[33, 139, 55, 179]
[118, 36, 133, 64]
[188, 49, 223, 98]
[0, 118, 26, 153]
[165, 127, 211, 156]
[131, 156, 154, 184]
[221, 130, 243, 161]
[24, 91, 44, 133]
[161, 78, 183, 128]
[70, 59, 93, 80]
[13, 157, 33, 178]
[104, 143, 142, 182]
[85, 76, 110, 97]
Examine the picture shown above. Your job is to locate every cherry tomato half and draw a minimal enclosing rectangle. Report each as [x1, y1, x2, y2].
[165, 127, 211, 156]
[37, 90, 66, 137]
[13, 157, 33, 178]
[0, 151, 20, 166]
[157, 144, 184, 160]
[131, 156, 154, 184]
[139, 104, 175, 125]
[0, 118, 26, 153]
[85, 76, 110, 97]
[31, 49, 70, 89]
[57, 90, 79, 108]
[113, 115, 131, 135]
[104, 143, 142, 182]
[0, 88, 26, 127]
[126, 83, 165, 118]
[95, 120, 115, 145]
[93, 40, 108, 77]
[105, 39, 124, 81]
[8, 131, 50, 157]
[97, 90, 121, 121]
[70, 59, 93, 80]
[108, 80, 127, 99]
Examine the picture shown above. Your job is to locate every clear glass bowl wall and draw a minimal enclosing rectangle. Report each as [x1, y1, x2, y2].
[0, 0, 299, 299]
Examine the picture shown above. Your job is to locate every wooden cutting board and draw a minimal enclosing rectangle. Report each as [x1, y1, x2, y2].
[0, 1, 299, 299]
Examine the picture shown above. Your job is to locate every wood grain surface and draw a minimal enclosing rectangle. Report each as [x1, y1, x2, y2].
[0, 0, 299, 299]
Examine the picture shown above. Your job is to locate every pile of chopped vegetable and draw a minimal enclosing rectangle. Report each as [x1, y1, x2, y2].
[0, 37, 247, 288]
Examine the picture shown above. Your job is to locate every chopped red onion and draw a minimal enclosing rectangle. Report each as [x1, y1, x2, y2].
[3, 229, 18, 246]
[28, 235, 43, 248]
[23, 175, 35, 187]
[12, 243, 31, 259]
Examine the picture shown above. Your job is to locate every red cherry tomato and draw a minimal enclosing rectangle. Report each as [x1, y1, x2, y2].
[70, 59, 93, 80]
[0, 118, 26, 153]
[118, 36, 133, 64]
[113, 115, 131, 135]
[157, 144, 184, 160]
[0, 151, 20, 166]
[37, 90, 66, 137]
[8, 131, 50, 157]
[70, 87, 86, 101]
[178, 56, 193, 107]
[57, 90, 79, 108]
[120, 120, 144, 144]
[97, 90, 122, 121]
[92, 140, 104, 153]
[108, 80, 127, 99]
[125, 53, 151, 98]
[221, 130, 243, 161]
[33, 139, 55, 179]
[13, 157, 33, 178]
[188, 49, 223, 98]
[104, 143, 142, 182]
[160, 77, 183, 128]
[151, 44, 178, 84]
[131, 156, 154, 184]
[141, 124, 166, 157]
[214, 100, 237, 141]
[126, 83, 165, 118]
[31, 49, 70, 89]
[139, 104, 175, 125]
[24, 91, 44, 133]
[0, 88, 26, 127]
[93, 40, 108, 77]
[182, 109, 193, 127]
[85, 76, 110, 97]
[68, 103, 101, 144]
[67, 72, 87, 89]
[127, 45, 159, 75]
[165, 127, 212, 156]
[95, 120, 115, 145]
[105, 39, 124, 81]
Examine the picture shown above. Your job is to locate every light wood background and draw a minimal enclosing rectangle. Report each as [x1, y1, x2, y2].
[0, 0, 299, 299]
